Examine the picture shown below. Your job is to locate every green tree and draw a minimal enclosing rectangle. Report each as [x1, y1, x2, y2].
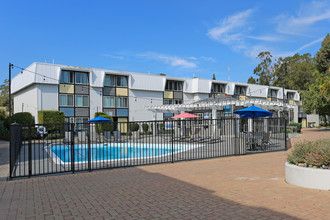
[302, 73, 330, 121]
[247, 76, 257, 84]
[273, 53, 316, 91]
[0, 79, 9, 108]
[315, 34, 330, 75]
[253, 51, 276, 86]
[212, 74, 216, 80]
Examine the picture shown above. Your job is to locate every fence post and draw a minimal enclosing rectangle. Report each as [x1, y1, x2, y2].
[9, 124, 13, 179]
[171, 120, 174, 163]
[28, 125, 32, 178]
[71, 123, 75, 174]
[284, 118, 287, 151]
[88, 123, 91, 171]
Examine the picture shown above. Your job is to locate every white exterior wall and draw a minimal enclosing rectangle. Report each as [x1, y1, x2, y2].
[13, 84, 38, 122]
[307, 114, 319, 127]
[293, 106, 299, 123]
[183, 93, 195, 104]
[129, 90, 163, 121]
[90, 87, 103, 117]
[37, 84, 58, 115]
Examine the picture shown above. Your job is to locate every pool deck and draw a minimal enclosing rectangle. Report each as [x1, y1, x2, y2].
[0, 128, 329, 219]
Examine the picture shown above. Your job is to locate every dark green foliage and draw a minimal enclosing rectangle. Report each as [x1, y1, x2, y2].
[0, 109, 7, 121]
[289, 122, 302, 133]
[315, 34, 330, 75]
[38, 110, 65, 133]
[38, 110, 65, 124]
[4, 112, 34, 129]
[0, 79, 9, 108]
[212, 74, 216, 80]
[129, 122, 139, 132]
[22, 127, 39, 140]
[45, 133, 62, 140]
[247, 76, 257, 84]
[0, 121, 8, 137]
[273, 53, 316, 91]
[94, 112, 114, 133]
[253, 51, 275, 86]
[288, 139, 330, 167]
[142, 123, 149, 132]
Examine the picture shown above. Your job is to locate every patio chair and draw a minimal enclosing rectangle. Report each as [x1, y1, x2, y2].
[104, 131, 112, 142]
[261, 131, 272, 149]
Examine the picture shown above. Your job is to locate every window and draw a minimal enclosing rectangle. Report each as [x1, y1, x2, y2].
[103, 96, 115, 107]
[211, 84, 225, 93]
[116, 97, 128, 108]
[235, 86, 246, 95]
[60, 71, 74, 83]
[164, 99, 173, 105]
[76, 117, 89, 130]
[268, 89, 278, 98]
[75, 95, 89, 107]
[287, 92, 295, 100]
[116, 76, 128, 87]
[104, 75, 115, 86]
[165, 81, 183, 91]
[75, 72, 88, 84]
[60, 94, 73, 106]
[174, 99, 182, 104]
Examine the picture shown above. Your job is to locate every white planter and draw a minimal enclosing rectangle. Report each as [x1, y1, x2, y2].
[285, 162, 330, 191]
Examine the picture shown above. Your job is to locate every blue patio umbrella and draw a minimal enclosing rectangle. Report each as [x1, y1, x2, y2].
[234, 105, 273, 118]
[87, 116, 112, 123]
[234, 105, 273, 150]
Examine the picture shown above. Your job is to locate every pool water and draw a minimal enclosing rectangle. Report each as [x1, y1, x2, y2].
[47, 143, 184, 163]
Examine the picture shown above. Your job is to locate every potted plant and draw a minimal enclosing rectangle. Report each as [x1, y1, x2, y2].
[285, 138, 330, 190]
[130, 122, 140, 139]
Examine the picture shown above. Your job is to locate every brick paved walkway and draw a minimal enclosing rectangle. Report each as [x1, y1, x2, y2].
[0, 128, 329, 219]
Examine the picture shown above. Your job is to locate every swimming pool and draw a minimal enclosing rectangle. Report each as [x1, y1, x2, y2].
[45, 143, 199, 164]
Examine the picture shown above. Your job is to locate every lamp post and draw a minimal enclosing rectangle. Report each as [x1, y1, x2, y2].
[8, 62, 13, 178]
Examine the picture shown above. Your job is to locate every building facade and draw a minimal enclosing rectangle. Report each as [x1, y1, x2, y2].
[12, 62, 316, 128]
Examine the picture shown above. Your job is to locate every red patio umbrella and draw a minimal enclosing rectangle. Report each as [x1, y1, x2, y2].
[171, 112, 200, 119]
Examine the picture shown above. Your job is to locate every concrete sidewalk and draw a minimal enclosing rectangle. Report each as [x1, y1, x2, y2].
[0, 128, 329, 219]
[0, 141, 9, 181]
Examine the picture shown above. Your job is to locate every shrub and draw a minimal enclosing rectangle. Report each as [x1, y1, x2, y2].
[38, 110, 65, 124]
[287, 138, 330, 167]
[45, 133, 62, 140]
[289, 122, 302, 133]
[94, 112, 114, 133]
[3, 112, 33, 129]
[142, 123, 149, 132]
[129, 122, 139, 132]
[38, 110, 65, 133]
[286, 129, 293, 133]
[0, 121, 8, 137]
[0, 109, 7, 121]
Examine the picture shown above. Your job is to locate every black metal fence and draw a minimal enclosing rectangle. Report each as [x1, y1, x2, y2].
[10, 117, 286, 178]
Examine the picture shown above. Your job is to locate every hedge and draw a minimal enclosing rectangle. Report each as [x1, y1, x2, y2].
[38, 110, 65, 124]
[289, 122, 302, 133]
[4, 112, 33, 129]
[94, 112, 114, 133]
[129, 122, 139, 132]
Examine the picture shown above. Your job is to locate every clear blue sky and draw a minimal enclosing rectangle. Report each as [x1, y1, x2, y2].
[1, 0, 329, 84]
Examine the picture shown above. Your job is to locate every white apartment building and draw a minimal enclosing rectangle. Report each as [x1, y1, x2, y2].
[12, 63, 311, 129]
